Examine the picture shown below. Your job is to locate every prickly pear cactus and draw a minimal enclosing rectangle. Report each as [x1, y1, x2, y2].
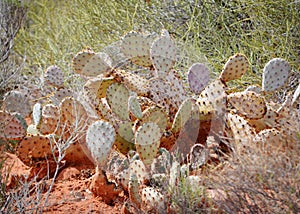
[49, 87, 73, 106]
[114, 121, 135, 154]
[228, 91, 267, 119]
[128, 95, 142, 119]
[0, 111, 26, 140]
[135, 122, 161, 166]
[128, 173, 142, 208]
[219, 53, 249, 83]
[72, 48, 95, 74]
[17, 134, 53, 164]
[86, 120, 116, 167]
[253, 128, 283, 148]
[197, 79, 227, 116]
[120, 31, 156, 67]
[40, 104, 60, 135]
[44, 65, 64, 88]
[141, 187, 166, 213]
[106, 82, 130, 121]
[139, 106, 168, 132]
[187, 63, 210, 94]
[171, 98, 194, 133]
[262, 58, 291, 92]
[112, 69, 149, 96]
[227, 113, 256, 149]
[32, 103, 42, 128]
[2, 90, 31, 118]
[130, 159, 149, 185]
[82, 52, 112, 77]
[150, 35, 176, 77]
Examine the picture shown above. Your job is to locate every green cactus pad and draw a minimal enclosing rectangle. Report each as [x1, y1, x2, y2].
[140, 106, 168, 132]
[219, 53, 249, 83]
[81, 52, 112, 77]
[32, 103, 42, 127]
[72, 48, 95, 74]
[86, 120, 116, 166]
[3, 90, 31, 118]
[114, 134, 135, 155]
[135, 122, 161, 166]
[228, 91, 267, 119]
[17, 134, 53, 164]
[120, 31, 156, 67]
[40, 104, 60, 135]
[187, 63, 210, 94]
[112, 69, 149, 96]
[44, 65, 64, 88]
[262, 58, 291, 92]
[197, 79, 227, 116]
[83, 76, 116, 109]
[141, 187, 165, 212]
[150, 36, 176, 77]
[0, 111, 26, 140]
[128, 96, 142, 119]
[118, 121, 134, 143]
[171, 98, 194, 133]
[106, 82, 130, 121]
[128, 173, 142, 208]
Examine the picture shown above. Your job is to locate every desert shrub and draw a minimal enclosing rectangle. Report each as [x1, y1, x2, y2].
[0, 0, 27, 104]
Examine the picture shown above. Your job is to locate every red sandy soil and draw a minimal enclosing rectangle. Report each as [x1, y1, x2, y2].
[1, 152, 125, 213]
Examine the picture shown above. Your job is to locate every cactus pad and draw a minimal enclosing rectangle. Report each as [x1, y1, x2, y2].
[141, 187, 165, 212]
[106, 82, 130, 121]
[44, 65, 64, 88]
[40, 104, 60, 135]
[72, 48, 95, 74]
[32, 103, 42, 127]
[171, 98, 194, 133]
[140, 106, 168, 132]
[253, 128, 282, 147]
[86, 120, 116, 166]
[150, 36, 176, 77]
[49, 87, 73, 106]
[128, 95, 142, 119]
[197, 79, 227, 116]
[81, 52, 112, 77]
[262, 58, 291, 92]
[228, 91, 266, 119]
[112, 69, 149, 96]
[130, 159, 149, 184]
[135, 122, 161, 165]
[219, 53, 249, 83]
[3, 90, 31, 118]
[120, 31, 155, 67]
[60, 97, 88, 130]
[128, 173, 142, 208]
[17, 134, 53, 164]
[187, 63, 210, 94]
[227, 113, 256, 147]
[0, 111, 26, 140]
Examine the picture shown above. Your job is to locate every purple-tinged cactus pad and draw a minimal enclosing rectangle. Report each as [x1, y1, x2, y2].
[187, 63, 210, 94]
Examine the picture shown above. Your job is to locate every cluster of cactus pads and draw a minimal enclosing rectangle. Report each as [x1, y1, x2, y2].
[1, 30, 299, 212]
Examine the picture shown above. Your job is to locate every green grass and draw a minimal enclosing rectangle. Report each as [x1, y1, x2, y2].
[15, 0, 299, 88]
